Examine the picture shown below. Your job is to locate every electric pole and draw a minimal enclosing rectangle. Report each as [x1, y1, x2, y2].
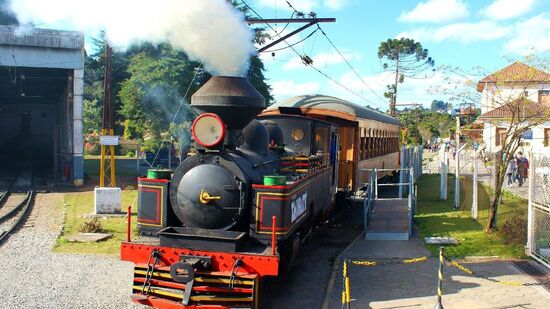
[99, 44, 117, 187]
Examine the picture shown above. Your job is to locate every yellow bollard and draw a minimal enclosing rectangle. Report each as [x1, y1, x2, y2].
[343, 260, 351, 309]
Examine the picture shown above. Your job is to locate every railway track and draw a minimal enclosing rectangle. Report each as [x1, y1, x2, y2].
[0, 190, 34, 244]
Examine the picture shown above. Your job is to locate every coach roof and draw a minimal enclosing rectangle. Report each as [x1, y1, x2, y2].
[264, 94, 400, 125]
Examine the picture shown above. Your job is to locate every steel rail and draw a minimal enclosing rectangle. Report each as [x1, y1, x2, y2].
[0, 190, 34, 244]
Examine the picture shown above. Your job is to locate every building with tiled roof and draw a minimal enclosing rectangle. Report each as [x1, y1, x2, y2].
[477, 62, 550, 154]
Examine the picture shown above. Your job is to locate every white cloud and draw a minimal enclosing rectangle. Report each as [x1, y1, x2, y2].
[327, 71, 455, 109]
[397, 13, 550, 55]
[396, 21, 512, 43]
[481, 0, 535, 20]
[271, 80, 321, 98]
[505, 13, 550, 55]
[399, 0, 469, 23]
[323, 0, 349, 10]
[282, 50, 361, 71]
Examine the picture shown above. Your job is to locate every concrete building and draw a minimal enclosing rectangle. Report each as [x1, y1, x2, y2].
[0, 25, 85, 186]
[477, 62, 550, 155]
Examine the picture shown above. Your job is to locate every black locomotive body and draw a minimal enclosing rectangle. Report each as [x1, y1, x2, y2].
[123, 76, 338, 309]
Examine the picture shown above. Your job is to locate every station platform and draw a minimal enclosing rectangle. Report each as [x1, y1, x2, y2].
[365, 198, 410, 240]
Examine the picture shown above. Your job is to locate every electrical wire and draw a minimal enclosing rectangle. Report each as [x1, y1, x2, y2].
[264, 28, 318, 53]
[316, 24, 388, 106]
[240, 0, 379, 106]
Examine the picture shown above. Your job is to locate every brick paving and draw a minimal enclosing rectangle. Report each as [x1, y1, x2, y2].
[325, 236, 550, 309]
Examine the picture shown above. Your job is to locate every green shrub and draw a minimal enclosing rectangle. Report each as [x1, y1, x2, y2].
[78, 217, 106, 233]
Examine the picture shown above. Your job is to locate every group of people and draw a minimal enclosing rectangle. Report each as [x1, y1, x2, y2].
[505, 151, 530, 187]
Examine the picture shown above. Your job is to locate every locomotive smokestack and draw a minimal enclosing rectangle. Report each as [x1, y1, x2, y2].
[191, 76, 265, 148]
[191, 76, 265, 128]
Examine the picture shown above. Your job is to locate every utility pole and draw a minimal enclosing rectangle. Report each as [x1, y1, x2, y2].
[246, 17, 335, 53]
[454, 115, 460, 209]
[99, 44, 117, 187]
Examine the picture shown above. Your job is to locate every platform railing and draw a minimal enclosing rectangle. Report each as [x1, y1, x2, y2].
[363, 172, 376, 231]
[361, 167, 416, 238]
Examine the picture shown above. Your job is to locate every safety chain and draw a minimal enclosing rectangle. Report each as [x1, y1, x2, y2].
[141, 250, 160, 295]
[228, 259, 243, 289]
[445, 258, 546, 287]
[350, 256, 428, 267]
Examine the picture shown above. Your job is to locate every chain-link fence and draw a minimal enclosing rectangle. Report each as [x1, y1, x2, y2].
[527, 152, 550, 268]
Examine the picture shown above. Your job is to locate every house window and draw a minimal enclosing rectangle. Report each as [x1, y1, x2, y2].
[545, 128, 550, 147]
[539, 90, 550, 105]
[496, 127, 507, 146]
[523, 91, 529, 97]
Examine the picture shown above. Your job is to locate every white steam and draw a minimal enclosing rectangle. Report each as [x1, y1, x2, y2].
[8, 0, 256, 76]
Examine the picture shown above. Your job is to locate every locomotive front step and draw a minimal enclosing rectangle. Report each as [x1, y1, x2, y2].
[132, 264, 258, 309]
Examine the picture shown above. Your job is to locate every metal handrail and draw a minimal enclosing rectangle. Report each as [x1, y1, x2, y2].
[361, 167, 416, 239]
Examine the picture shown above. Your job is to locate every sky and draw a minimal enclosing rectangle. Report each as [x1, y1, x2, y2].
[8, 0, 549, 111]
[248, 0, 550, 111]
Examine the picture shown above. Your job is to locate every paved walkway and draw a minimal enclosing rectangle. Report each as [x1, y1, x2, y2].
[324, 233, 550, 309]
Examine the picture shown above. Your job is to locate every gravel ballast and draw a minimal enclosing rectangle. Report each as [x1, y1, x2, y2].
[0, 193, 144, 309]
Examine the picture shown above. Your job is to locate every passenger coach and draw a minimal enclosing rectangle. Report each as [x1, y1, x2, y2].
[260, 94, 401, 191]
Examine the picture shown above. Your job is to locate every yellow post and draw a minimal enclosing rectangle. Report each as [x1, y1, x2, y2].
[99, 129, 117, 187]
[401, 128, 407, 145]
[343, 260, 351, 309]
[109, 128, 116, 187]
[99, 129, 106, 187]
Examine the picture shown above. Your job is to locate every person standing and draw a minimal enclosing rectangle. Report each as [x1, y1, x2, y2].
[517, 151, 529, 187]
[506, 159, 516, 188]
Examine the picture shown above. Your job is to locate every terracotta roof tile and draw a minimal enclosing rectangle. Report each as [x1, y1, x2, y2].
[478, 97, 549, 120]
[476, 62, 550, 92]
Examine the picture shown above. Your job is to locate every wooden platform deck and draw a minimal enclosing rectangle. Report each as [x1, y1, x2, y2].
[365, 198, 410, 240]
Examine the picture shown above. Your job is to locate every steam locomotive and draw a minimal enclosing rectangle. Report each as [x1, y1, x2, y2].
[120, 74, 402, 308]
[121, 76, 340, 309]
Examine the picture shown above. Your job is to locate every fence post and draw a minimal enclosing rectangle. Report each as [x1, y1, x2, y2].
[454, 147, 460, 209]
[472, 149, 478, 219]
[418, 145, 423, 179]
[440, 146, 447, 200]
[408, 167, 414, 238]
[526, 153, 535, 255]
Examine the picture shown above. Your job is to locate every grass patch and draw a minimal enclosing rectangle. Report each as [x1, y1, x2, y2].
[53, 190, 138, 255]
[416, 174, 527, 258]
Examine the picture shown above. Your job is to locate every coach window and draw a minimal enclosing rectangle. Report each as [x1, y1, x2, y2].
[382, 131, 386, 155]
[359, 128, 365, 160]
[384, 131, 388, 155]
[314, 127, 328, 153]
[544, 128, 550, 147]
[292, 128, 304, 141]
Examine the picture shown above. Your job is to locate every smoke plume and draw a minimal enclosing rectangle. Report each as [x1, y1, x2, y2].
[8, 0, 256, 76]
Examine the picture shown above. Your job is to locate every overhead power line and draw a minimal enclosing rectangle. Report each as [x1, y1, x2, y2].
[316, 24, 388, 106]
[240, 0, 380, 107]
